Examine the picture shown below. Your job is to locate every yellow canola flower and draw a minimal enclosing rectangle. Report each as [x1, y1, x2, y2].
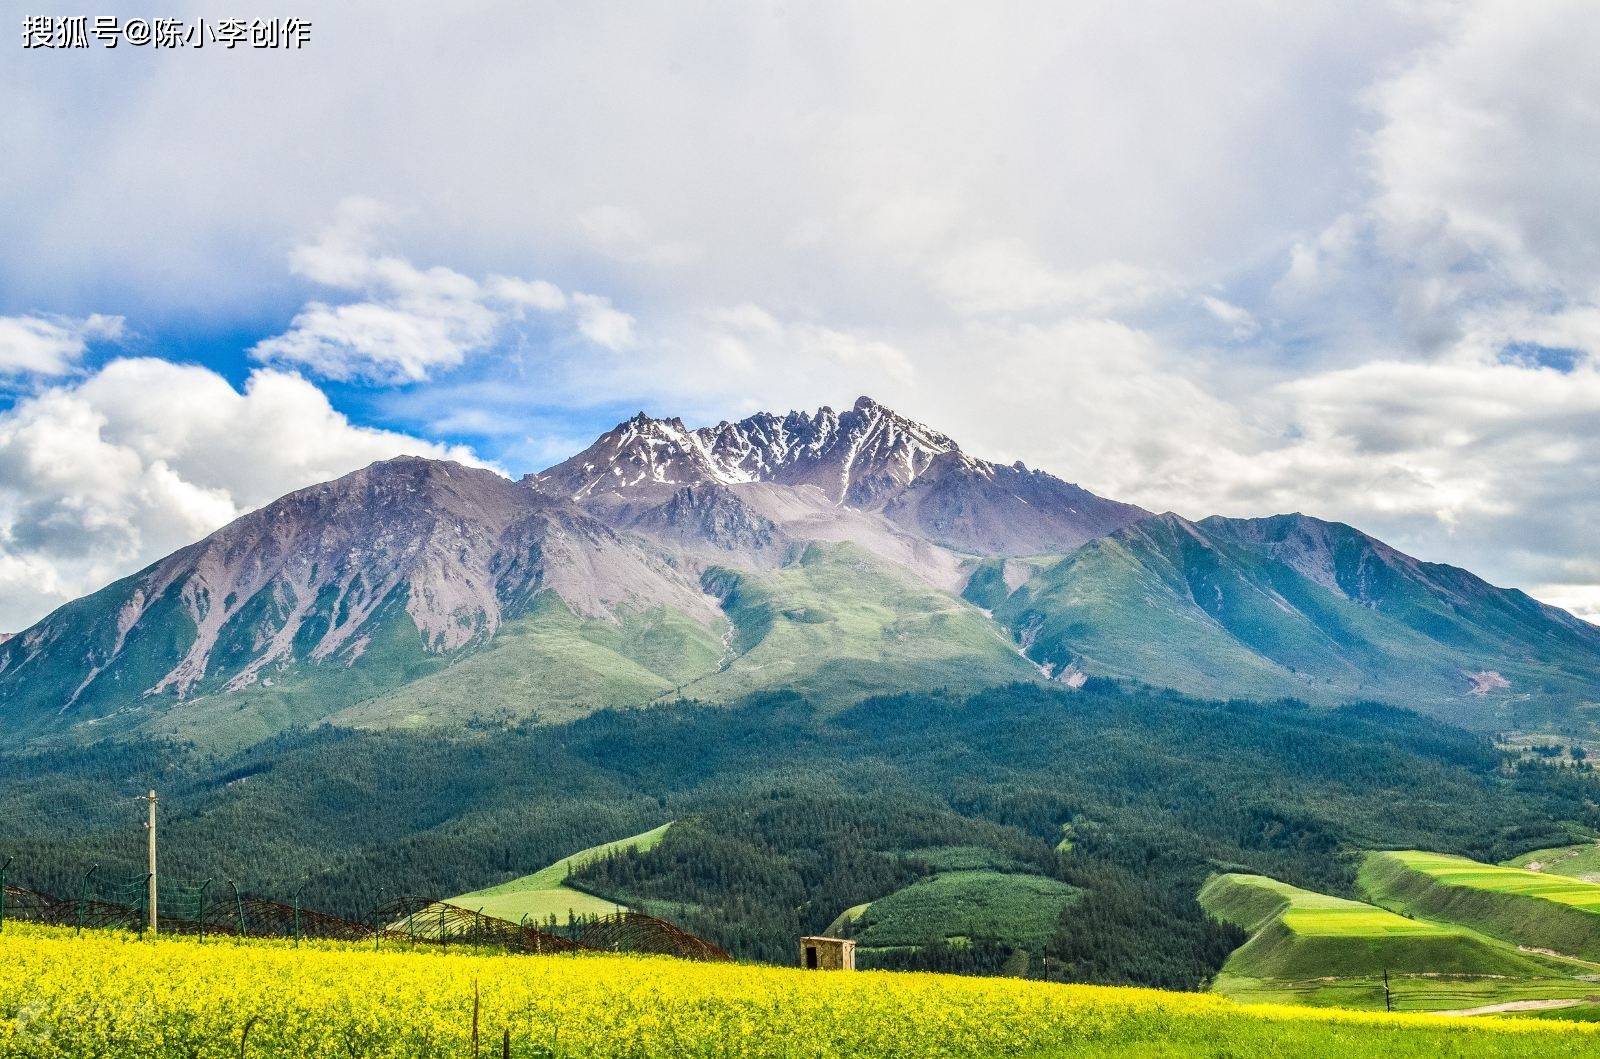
[0, 922, 1597, 1058]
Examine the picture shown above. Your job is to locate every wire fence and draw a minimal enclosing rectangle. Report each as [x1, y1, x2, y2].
[0, 862, 730, 962]
[1225, 974, 1600, 1013]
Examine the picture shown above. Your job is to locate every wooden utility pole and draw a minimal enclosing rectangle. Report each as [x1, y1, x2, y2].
[1383, 968, 1391, 1012]
[145, 789, 158, 935]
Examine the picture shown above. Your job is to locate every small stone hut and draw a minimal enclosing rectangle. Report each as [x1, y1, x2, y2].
[799, 935, 856, 970]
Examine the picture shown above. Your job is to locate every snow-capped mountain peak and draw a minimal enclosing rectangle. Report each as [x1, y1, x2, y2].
[538, 396, 966, 504]
[535, 397, 1150, 554]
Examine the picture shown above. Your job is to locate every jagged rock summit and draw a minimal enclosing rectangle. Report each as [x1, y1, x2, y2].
[536, 396, 1149, 554]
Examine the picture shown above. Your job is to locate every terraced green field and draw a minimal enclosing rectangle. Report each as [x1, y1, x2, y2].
[1360, 850, 1600, 961]
[1200, 872, 1596, 1012]
[451, 822, 673, 924]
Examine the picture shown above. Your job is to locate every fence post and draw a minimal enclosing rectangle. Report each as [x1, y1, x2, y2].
[197, 879, 212, 944]
[228, 880, 245, 940]
[0, 856, 11, 933]
[292, 883, 307, 947]
[76, 864, 98, 936]
[441, 904, 449, 952]
[136, 872, 151, 937]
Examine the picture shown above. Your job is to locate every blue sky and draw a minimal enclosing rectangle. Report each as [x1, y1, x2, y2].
[2, 1, 1599, 630]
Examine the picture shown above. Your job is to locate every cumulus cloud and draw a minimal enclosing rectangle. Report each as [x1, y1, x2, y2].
[251, 201, 632, 382]
[0, 358, 485, 630]
[0, 314, 124, 376]
[570, 293, 636, 351]
[1367, 3, 1600, 303]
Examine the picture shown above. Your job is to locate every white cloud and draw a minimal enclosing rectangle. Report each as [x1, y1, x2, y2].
[1539, 586, 1600, 625]
[0, 358, 486, 630]
[251, 202, 508, 382]
[0, 314, 124, 376]
[1367, 3, 1600, 302]
[1240, 355, 1600, 603]
[930, 242, 1171, 316]
[1199, 296, 1259, 340]
[571, 293, 637, 351]
[578, 204, 701, 266]
[252, 201, 625, 382]
[490, 277, 567, 313]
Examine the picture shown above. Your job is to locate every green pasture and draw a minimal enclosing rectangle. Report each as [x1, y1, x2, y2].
[452, 822, 673, 924]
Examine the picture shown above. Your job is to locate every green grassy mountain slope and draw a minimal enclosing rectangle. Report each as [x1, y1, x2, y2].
[686, 541, 1040, 706]
[1360, 851, 1600, 961]
[329, 600, 725, 732]
[995, 512, 1600, 729]
[451, 823, 673, 923]
[1507, 842, 1600, 881]
[0, 465, 1034, 746]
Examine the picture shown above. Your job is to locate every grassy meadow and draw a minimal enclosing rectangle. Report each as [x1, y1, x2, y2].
[1508, 841, 1600, 881]
[451, 823, 673, 923]
[3, 923, 1600, 1058]
[1200, 871, 1600, 1012]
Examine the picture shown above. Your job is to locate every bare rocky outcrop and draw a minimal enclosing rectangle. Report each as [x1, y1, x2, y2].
[0, 456, 720, 718]
[537, 395, 1148, 555]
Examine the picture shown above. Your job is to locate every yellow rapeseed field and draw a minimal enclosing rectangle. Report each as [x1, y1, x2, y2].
[1, 922, 1598, 1057]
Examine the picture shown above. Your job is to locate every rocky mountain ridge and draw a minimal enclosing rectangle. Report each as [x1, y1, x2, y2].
[2, 396, 1596, 746]
[536, 396, 1149, 554]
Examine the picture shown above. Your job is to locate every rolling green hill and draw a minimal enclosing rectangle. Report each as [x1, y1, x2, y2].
[1200, 872, 1596, 1011]
[841, 868, 1080, 954]
[1507, 842, 1600, 881]
[449, 822, 673, 924]
[1360, 850, 1600, 961]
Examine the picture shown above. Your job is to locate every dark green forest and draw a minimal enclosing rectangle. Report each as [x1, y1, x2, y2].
[2, 681, 1595, 989]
